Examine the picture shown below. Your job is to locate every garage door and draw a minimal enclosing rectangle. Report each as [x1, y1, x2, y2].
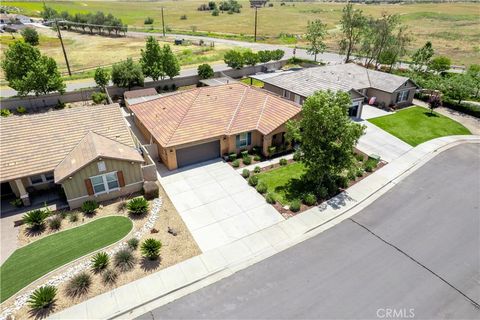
[176, 140, 220, 168]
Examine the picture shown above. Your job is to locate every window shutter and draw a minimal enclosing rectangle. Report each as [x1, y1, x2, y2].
[236, 135, 240, 148]
[85, 179, 94, 196]
[247, 132, 252, 145]
[117, 171, 125, 187]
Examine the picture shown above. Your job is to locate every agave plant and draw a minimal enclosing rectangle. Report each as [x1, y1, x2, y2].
[140, 238, 162, 260]
[91, 252, 109, 273]
[28, 285, 57, 310]
[22, 209, 47, 229]
[126, 197, 149, 215]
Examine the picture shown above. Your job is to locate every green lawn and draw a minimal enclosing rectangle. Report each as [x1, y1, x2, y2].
[240, 77, 264, 88]
[257, 162, 306, 205]
[368, 107, 471, 146]
[0, 216, 132, 302]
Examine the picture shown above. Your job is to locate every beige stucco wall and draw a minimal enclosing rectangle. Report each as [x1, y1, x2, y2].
[61, 158, 144, 202]
[67, 182, 143, 209]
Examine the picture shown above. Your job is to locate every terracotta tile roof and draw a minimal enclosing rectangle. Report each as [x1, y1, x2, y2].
[0, 104, 135, 182]
[124, 88, 158, 100]
[129, 83, 301, 147]
[54, 131, 144, 183]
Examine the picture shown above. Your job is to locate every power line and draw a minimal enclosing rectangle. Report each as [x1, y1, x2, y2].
[55, 18, 71, 76]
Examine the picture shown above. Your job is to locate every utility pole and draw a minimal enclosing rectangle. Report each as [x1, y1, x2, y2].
[55, 19, 72, 76]
[161, 7, 166, 37]
[254, 6, 258, 42]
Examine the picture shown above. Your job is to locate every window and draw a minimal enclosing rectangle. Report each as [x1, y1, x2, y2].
[397, 90, 409, 102]
[282, 90, 290, 99]
[44, 172, 54, 182]
[30, 172, 54, 185]
[236, 132, 252, 148]
[89, 172, 119, 195]
[30, 175, 44, 185]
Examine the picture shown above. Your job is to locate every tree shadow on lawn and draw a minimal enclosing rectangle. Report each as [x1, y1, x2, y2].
[274, 178, 313, 203]
[423, 111, 440, 118]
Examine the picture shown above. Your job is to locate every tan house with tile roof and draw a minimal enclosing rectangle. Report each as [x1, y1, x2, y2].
[129, 83, 302, 170]
[0, 104, 147, 209]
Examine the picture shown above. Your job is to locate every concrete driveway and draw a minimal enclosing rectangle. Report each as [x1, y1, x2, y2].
[157, 160, 284, 252]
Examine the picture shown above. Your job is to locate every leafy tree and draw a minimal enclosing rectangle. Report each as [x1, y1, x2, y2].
[111, 58, 144, 90]
[257, 50, 272, 63]
[243, 51, 258, 66]
[140, 36, 165, 81]
[197, 63, 214, 79]
[21, 28, 39, 46]
[162, 45, 180, 79]
[144, 17, 154, 25]
[41, 3, 58, 20]
[411, 41, 434, 73]
[467, 64, 480, 97]
[94, 67, 110, 89]
[18, 55, 65, 96]
[339, 3, 366, 63]
[2, 41, 40, 89]
[212, 8, 220, 16]
[444, 74, 474, 104]
[270, 49, 285, 61]
[380, 25, 411, 71]
[224, 50, 244, 69]
[428, 56, 451, 74]
[305, 19, 327, 62]
[428, 94, 442, 114]
[286, 90, 365, 197]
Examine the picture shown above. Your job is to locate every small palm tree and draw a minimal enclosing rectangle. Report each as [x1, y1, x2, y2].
[23, 209, 47, 229]
[127, 197, 149, 215]
[140, 238, 162, 260]
[28, 285, 57, 310]
[91, 252, 109, 273]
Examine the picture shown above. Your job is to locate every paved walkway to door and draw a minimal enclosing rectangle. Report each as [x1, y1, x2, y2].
[157, 160, 284, 252]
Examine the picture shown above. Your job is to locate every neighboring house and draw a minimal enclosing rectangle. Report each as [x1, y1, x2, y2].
[0, 104, 148, 209]
[256, 63, 418, 117]
[124, 88, 160, 108]
[0, 13, 30, 25]
[129, 83, 301, 170]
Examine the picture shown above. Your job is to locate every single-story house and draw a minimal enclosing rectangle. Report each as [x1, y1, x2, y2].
[124, 88, 160, 107]
[129, 83, 302, 170]
[255, 63, 418, 117]
[0, 104, 147, 209]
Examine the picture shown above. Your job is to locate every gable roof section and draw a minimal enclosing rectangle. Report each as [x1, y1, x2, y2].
[0, 104, 135, 182]
[54, 131, 144, 183]
[261, 63, 415, 96]
[124, 88, 158, 100]
[129, 83, 301, 148]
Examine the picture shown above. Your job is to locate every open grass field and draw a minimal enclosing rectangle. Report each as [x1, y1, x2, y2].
[368, 106, 471, 146]
[3, 0, 480, 65]
[0, 216, 132, 303]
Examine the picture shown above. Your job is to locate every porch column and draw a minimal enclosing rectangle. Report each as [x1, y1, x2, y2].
[262, 135, 272, 157]
[14, 179, 30, 206]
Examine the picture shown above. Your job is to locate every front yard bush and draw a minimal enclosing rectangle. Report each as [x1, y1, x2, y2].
[241, 150, 249, 158]
[279, 158, 288, 166]
[265, 193, 276, 204]
[141, 238, 162, 260]
[16, 106, 27, 114]
[293, 150, 302, 161]
[127, 238, 139, 250]
[10, 198, 22, 207]
[23, 209, 48, 230]
[68, 212, 78, 222]
[254, 166, 261, 173]
[81, 200, 99, 215]
[127, 197, 149, 215]
[27, 285, 57, 310]
[91, 92, 107, 104]
[242, 169, 250, 178]
[48, 216, 62, 231]
[243, 156, 252, 165]
[355, 153, 365, 162]
[256, 182, 268, 194]
[336, 175, 349, 189]
[347, 169, 356, 181]
[1, 109, 11, 117]
[232, 159, 240, 167]
[66, 272, 91, 297]
[289, 199, 301, 212]
[91, 252, 109, 273]
[303, 193, 317, 206]
[114, 249, 136, 272]
[356, 168, 364, 177]
[253, 155, 261, 161]
[229, 153, 237, 161]
[364, 158, 379, 172]
[248, 175, 259, 186]
[102, 268, 118, 285]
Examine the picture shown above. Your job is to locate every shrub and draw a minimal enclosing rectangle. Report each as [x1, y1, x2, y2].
[242, 156, 252, 165]
[59, 211, 68, 219]
[248, 175, 259, 186]
[144, 17, 154, 24]
[91, 92, 107, 104]
[232, 159, 240, 167]
[279, 158, 288, 166]
[347, 169, 356, 181]
[55, 99, 65, 110]
[16, 106, 27, 114]
[290, 200, 301, 212]
[114, 249, 136, 272]
[242, 169, 250, 178]
[229, 153, 237, 161]
[268, 146, 276, 156]
[102, 269, 118, 285]
[91, 252, 109, 272]
[68, 212, 78, 222]
[356, 168, 364, 177]
[27, 285, 57, 310]
[1, 109, 11, 117]
[180, 14, 187, 20]
[127, 238, 139, 250]
[254, 166, 261, 173]
[141, 238, 162, 260]
[364, 158, 379, 172]
[81, 200, 99, 215]
[336, 175, 349, 189]
[197, 63, 214, 79]
[256, 182, 268, 194]
[265, 193, 275, 204]
[253, 155, 261, 161]
[293, 151, 302, 161]
[127, 197, 149, 215]
[23, 209, 47, 229]
[355, 153, 365, 162]
[66, 272, 91, 297]
[48, 216, 62, 230]
[10, 198, 22, 207]
[241, 150, 249, 158]
[303, 193, 316, 206]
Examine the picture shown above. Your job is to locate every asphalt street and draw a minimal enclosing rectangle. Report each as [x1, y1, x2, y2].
[138, 143, 480, 319]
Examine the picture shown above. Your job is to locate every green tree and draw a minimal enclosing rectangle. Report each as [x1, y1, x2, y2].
[94, 67, 110, 89]
[41, 4, 58, 20]
[2, 41, 40, 90]
[444, 74, 474, 104]
[224, 50, 244, 69]
[197, 63, 214, 79]
[270, 49, 285, 61]
[257, 50, 272, 63]
[305, 19, 327, 62]
[140, 36, 165, 81]
[18, 56, 65, 96]
[111, 58, 144, 90]
[339, 3, 366, 63]
[243, 51, 258, 66]
[286, 90, 365, 197]
[428, 94, 442, 114]
[428, 56, 451, 74]
[21, 28, 39, 46]
[467, 64, 480, 97]
[162, 45, 180, 80]
[411, 41, 434, 73]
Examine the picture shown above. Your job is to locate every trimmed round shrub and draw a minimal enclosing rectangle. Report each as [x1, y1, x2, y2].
[48, 216, 62, 230]
[248, 175, 259, 186]
[28, 285, 57, 310]
[127, 197, 149, 215]
[23, 209, 47, 229]
[253, 155, 261, 161]
[289, 200, 301, 212]
[66, 272, 91, 297]
[242, 156, 252, 165]
[114, 249, 136, 272]
[91, 252, 109, 273]
[240, 150, 249, 158]
[127, 238, 139, 250]
[232, 159, 240, 167]
[256, 182, 268, 194]
[81, 200, 99, 215]
[229, 153, 237, 161]
[141, 238, 162, 260]
[102, 269, 118, 285]
[265, 193, 276, 204]
[1, 108, 11, 117]
[279, 158, 288, 166]
[242, 169, 250, 178]
[303, 193, 317, 206]
[254, 166, 261, 173]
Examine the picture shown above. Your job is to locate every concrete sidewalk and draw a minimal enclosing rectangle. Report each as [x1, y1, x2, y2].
[49, 135, 480, 320]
